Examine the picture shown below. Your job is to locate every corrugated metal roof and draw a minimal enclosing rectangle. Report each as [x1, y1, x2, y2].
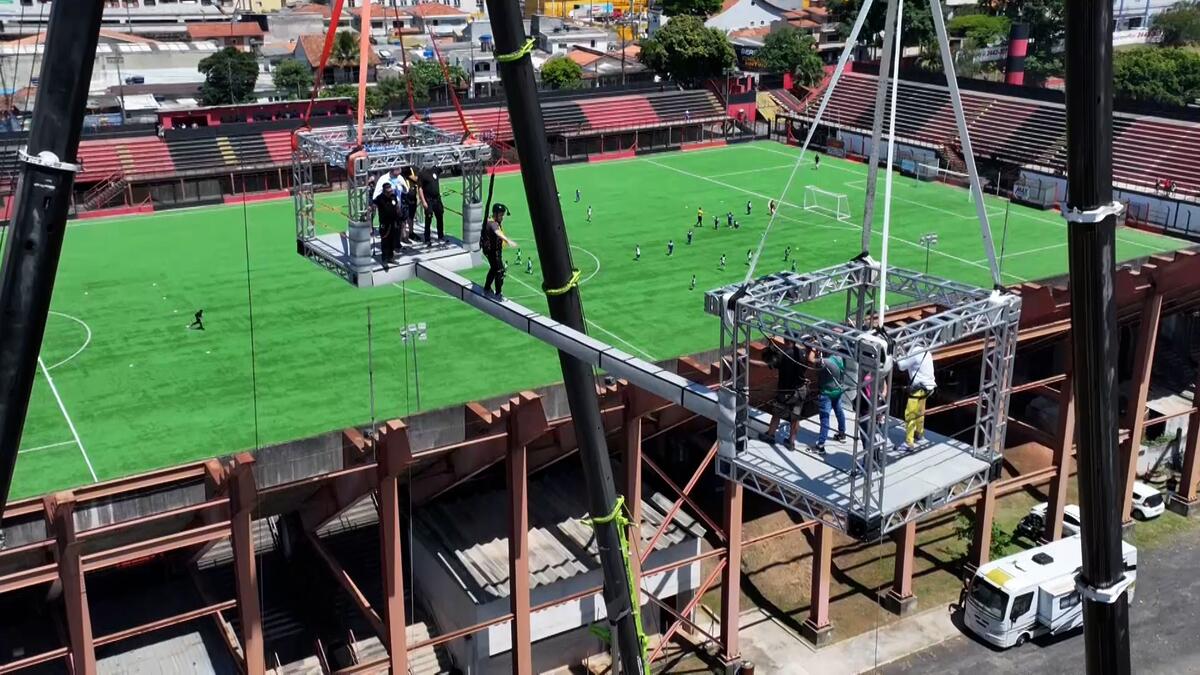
[414, 465, 707, 604]
[96, 625, 237, 675]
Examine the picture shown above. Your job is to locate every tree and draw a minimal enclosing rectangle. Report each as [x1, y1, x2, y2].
[638, 15, 735, 83]
[320, 83, 386, 117]
[332, 30, 360, 82]
[198, 47, 259, 106]
[1113, 47, 1200, 107]
[756, 27, 824, 87]
[661, 0, 722, 17]
[403, 59, 468, 103]
[947, 14, 1011, 45]
[272, 58, 313, 100]
[1153, 1, 1200, 47]
[377, 75, 411, 109]
[955, 514, 1013, 561]
[541, 56, 584, 89]
[989, 0, 1064, 83]
[826, 0, 934, 49]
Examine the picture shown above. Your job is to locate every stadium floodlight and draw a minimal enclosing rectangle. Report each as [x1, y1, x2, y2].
[919, 232, 939, 274]
[400, 322, 428, 410]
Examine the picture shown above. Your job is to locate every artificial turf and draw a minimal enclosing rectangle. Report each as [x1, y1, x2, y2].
[10, 140, 1186, 499]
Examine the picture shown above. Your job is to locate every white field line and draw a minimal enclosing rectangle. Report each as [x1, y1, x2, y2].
[645, 158, 1029, 283]
[507, 274, 656, 361]
[18, 440, 76, 455]
[37, 357, 98, 482]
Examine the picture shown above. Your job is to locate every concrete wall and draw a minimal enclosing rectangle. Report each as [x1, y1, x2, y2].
[1018, 169, 1200, 240]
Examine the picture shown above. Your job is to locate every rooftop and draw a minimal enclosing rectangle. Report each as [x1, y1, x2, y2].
[406, 3, 470, 18]
[296, 33, 381, 65]
[185, 22, 265, 40]
[5, 29, 160, 47]
[414, 464, 707, 604]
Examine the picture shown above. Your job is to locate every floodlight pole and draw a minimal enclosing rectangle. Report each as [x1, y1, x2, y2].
[0, 1, 105, 513]
[1063, 1, 1133, 673]
[485, 0, 646, 672]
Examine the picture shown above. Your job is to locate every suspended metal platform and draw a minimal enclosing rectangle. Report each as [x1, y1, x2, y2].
[409, 257, 1018, 540]
[292, 120, 492, 287]
[707, 259, 1020, 538]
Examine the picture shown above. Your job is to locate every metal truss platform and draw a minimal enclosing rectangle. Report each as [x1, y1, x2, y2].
[718, 410, 997, 539]
[292, 120, 490, 287]
[300, 233, 481, 288]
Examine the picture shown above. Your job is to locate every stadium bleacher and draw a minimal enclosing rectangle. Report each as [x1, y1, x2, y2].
[427, 89, 726, 141]
[797, 72, 1200, 198]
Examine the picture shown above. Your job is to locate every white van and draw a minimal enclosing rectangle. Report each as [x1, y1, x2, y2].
[963, 535, 1137, 648]
[1131, 481, 1165, 520]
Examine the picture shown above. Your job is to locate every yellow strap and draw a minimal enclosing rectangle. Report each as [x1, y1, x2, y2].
[496, 38, 536, 63]
[543, 268, 581, 296]
[585, 496, 651, 674]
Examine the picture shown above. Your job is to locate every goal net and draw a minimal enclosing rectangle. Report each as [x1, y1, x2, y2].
[802, 185, 851, 221]
[917, 162, 979, 202]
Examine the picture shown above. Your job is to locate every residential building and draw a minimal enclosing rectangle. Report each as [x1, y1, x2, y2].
[0, 0, 240, 39]
[406, 3, 471, 36]
[266, 3, 352, 43]
[532, 15, 613, 55]
[185, 21, 265, 51]
[565, 44, 646, 84]
[293, 32, 381, 84]
[0, 30, 219, 98]
[705, 0, 805, 33]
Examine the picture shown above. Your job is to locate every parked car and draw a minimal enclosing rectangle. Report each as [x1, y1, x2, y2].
[1130, 480, 1165, 520]
[1016, 503, 1082, 541]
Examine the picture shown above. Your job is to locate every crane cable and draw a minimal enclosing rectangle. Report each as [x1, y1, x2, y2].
[391, 0, 418, 119]
[876, 0, 905, 328]
[426, 27, 471, 137]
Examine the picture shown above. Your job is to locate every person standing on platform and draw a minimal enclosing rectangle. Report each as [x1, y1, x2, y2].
[765, 339, 809, 451]
[400, 167, 419, 244]
[372, 182, 401, 269]
[481, 203, 517, 297]
[811, 347, 846, 455]
[897, 347, 936, 452]
[418, 166, 445, 245]
[373, 167, 403, 200]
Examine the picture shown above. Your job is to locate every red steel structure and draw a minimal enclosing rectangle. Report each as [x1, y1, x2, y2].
[1, 249, 1198, 674]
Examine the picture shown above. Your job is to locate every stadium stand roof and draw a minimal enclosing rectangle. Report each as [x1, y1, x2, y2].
[414, 466, 706, 604]
[795, 72, 1200, 199]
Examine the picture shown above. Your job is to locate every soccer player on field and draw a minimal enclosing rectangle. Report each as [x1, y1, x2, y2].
[667, 240, 674, 256]
[696, 206, 704, 227]
[814, 155, 821, 171]
[587, 205, 593, 222]
[634, 245, 641, 261]
[745, 200, 752, 215]
[769, 199, 777, 216]
[687, 230, 694, 245]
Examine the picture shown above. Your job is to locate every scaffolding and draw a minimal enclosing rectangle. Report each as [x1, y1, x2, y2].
[292, 120, 492, 287]
[706, 260, 1021, 539]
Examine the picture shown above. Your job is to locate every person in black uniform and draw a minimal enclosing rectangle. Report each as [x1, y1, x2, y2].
[400, 167, 419, 244]
[418, 166, 445, 245]
[372, 182, 401, 268]
[481, 203, 518, 297]
[764, 338, 811, 451]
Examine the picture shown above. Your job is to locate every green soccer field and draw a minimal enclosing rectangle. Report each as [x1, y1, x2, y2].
[10, 140, 1186, 499]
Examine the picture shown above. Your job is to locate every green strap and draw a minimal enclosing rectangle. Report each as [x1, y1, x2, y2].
[543, 268, 581, 296]
[586, 496, 651, 674]
[496, 38, 536, 63]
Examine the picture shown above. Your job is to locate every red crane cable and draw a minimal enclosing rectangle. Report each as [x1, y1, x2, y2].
[354, 0, 371, 146]
[301, 0, 348, 128]
[426, 28, 470, 137]
[391, 0, 418, 118]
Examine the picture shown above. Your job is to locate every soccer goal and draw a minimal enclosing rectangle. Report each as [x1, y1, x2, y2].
[802, 185, 851, 221]
[917, 162, 980, 202]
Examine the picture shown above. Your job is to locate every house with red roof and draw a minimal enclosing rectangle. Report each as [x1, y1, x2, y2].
[185, 22, 265, 52]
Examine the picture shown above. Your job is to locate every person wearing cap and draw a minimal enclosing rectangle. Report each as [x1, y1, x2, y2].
[764, 338, 809, 451]
[481, 202, 517, 297]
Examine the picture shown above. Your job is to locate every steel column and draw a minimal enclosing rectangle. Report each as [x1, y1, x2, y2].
[885, 520, 917, 615]
[377, 422, 410, 675]
[969, 482, 997, 570]
[1046, 367, 1077, 542]
[720, 480, 743, 662]
[624, 407, 644, 582]
[229, 455, 264, 675]
[508, 441, 533, 674]
[1120, 291, 1163, 521]
[1170, 364, 1200, 513]
[47, 493, 95, 675]
[801, 522, 834, 645]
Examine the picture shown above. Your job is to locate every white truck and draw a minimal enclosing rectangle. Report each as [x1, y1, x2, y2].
[963, 535, 1137, 648]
